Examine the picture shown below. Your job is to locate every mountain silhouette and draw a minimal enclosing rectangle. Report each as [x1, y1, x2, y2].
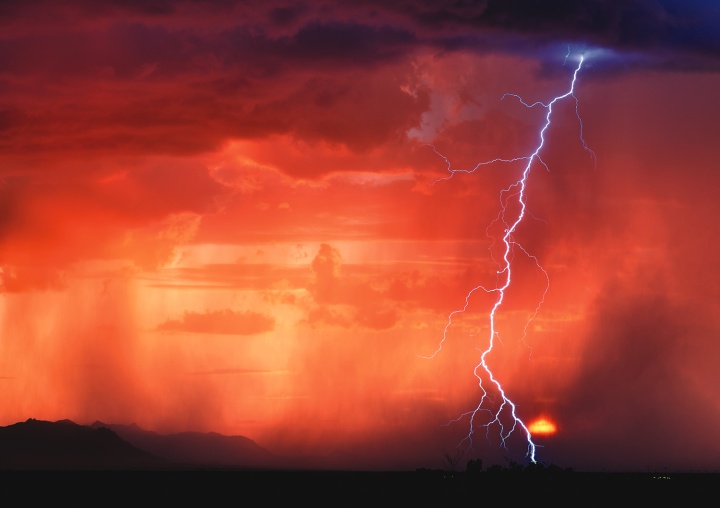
[0, 418, 162, 469]
[91, 421, 281, 469]
[0, 417, 348, 470]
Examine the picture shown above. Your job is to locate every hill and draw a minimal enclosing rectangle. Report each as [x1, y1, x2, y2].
[0, 418, 162, 469]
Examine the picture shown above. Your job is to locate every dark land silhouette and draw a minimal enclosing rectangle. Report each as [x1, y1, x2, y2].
[0, 418, 162, 469]
[0, 418, 717, 505]
[0, 418, 365, 471]
[90, 421, 281, 469]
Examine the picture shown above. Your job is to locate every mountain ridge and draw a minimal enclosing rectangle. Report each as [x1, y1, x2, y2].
[0, 418, 162, 469]
[90, 420, 281, 468]
[0, 418, 348, 470]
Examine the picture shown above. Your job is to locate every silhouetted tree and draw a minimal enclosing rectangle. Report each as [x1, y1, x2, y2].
[505, 458, 523, 474]
[442, 450, 463, 473]
[466, 458, 483, 474]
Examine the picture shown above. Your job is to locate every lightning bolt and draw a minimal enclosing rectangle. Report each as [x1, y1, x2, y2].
[422, 53, 595, 464]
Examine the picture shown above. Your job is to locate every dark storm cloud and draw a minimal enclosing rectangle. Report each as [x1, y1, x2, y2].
[1, 0, 716, 158]
[279, 22, 416, 64]
[392, 0, 720, 72]
[0, 0, 219, 19]
[5, 0, 719, 72]
[267, 4, 308, 26]
[0, 4, 428, 155]
[0, 17, 414, 81]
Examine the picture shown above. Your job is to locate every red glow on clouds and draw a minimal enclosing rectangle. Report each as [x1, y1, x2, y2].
[0, 1, 719, 471]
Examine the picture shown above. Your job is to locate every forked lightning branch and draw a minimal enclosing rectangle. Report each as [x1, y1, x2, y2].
[423, 53, 595, 464]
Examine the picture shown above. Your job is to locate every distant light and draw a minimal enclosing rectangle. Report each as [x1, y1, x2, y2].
[528, 417, 557, 436]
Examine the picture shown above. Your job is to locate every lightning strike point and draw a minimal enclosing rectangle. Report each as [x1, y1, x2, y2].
[424, 52, 594, 465]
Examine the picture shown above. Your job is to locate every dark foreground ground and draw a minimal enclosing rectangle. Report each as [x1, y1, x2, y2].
[1, 469, 718, 506]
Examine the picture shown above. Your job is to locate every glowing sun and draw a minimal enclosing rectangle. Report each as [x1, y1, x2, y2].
[528, 417, 557, 436]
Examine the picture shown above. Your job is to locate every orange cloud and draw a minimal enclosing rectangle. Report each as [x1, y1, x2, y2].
[158, 309, 275, 335]
[0, 0, 718, 473]
[0, 266, 65, 293]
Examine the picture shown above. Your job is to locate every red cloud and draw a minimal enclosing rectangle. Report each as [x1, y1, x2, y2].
[0, 266, 65, 292]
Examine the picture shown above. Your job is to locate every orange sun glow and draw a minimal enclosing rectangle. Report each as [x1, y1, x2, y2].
[528, 417, 558, 436]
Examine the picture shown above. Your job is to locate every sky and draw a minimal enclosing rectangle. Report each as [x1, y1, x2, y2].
[1, 0, 719, 472]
